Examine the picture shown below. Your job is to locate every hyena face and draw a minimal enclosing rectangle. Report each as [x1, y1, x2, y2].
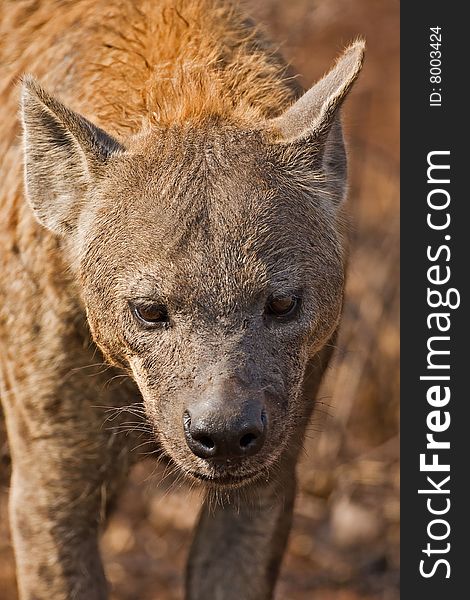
[21, 43, 363, 487]
[78, 125, 346, 485]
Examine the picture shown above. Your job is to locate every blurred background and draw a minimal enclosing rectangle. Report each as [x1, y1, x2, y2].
[0, 0, 399, 598]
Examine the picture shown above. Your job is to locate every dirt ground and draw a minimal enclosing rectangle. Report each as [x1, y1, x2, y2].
[0, 0, 399, 598]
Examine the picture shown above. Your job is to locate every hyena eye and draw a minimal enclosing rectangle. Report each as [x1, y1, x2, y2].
[130, 302, 169, 327]
[265, 295, 300, 320]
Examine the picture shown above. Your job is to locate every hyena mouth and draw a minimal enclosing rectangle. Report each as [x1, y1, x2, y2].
[186, 468, 262, 488]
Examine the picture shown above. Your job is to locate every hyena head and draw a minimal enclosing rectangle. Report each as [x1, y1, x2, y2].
[21, 42, 364, 488]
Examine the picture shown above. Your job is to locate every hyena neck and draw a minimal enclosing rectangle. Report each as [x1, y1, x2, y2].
[82, 0, 298, 132]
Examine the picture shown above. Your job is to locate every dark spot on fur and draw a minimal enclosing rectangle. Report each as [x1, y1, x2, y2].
[38, 563, 54, 586]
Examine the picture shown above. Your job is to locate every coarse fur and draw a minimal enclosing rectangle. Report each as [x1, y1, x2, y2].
[0, 1, 364, 599]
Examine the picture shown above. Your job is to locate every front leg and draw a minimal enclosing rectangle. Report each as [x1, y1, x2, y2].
[6, 393, 134, 600]
[2, 352, 140, 600]
[9, 458, 108, 600]
[186, 471, 296, 600]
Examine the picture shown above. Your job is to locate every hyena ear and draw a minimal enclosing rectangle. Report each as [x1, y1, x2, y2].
[272, 41, 365, 144]
[269, 40, 365, 201]
[21, 76, 124, 235]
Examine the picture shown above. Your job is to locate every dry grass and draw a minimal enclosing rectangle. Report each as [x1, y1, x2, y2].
[0, 0, 399, 598]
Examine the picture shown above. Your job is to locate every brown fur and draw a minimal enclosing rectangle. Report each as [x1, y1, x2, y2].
[0, 1, 364, 598]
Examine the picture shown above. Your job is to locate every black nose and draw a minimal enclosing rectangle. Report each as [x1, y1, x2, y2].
[183, 406, 267, 460]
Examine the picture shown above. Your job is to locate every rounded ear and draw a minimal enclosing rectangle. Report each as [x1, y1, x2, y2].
[21, 76, 125, 235]
[270, 40, 365, 144]
[267, 41, 365, 205]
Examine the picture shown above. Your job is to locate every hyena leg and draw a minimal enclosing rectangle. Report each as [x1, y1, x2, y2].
[186, 472, 296, 600]
[2, 362, 140, 600]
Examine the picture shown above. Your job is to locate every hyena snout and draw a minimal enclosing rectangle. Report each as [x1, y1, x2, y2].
[183, 396, 267, 461]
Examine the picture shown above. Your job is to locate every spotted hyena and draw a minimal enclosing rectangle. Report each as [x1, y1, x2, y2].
[0, 1, 364, 598]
